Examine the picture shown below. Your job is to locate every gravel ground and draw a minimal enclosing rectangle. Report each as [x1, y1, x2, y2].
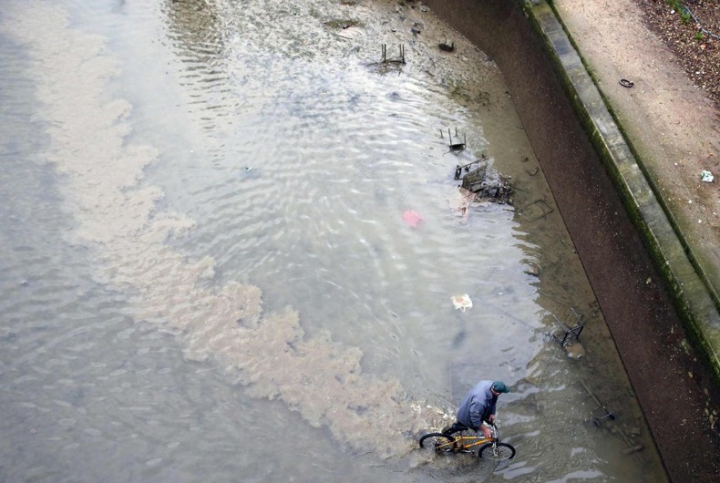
[636, 0, 720, 106]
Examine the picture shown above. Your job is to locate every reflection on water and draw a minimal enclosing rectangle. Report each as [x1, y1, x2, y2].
[0, 0, 667, 482]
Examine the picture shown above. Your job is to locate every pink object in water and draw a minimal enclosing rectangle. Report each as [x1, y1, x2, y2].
[402, 210, 424, 227]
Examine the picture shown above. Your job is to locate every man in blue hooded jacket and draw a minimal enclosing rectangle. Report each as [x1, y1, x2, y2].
[447, 380, 509, 439]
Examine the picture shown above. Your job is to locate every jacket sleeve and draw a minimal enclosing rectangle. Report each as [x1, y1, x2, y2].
[468, 398, 486, 429]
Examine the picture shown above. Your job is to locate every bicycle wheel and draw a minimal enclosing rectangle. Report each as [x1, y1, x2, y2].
[418, 433, 456, 453]
[478, 442, 515, 460]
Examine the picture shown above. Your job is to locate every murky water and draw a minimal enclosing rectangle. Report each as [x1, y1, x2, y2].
[0, 0, 668, 482]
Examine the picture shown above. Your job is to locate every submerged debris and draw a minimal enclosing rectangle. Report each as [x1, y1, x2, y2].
[443, 130, 511, 204]
[367, 44, 406, 74]
[439, 41, 454, 52]
[380, 44, 405, 64]
[459, 160, 513, 204]
[451, 294, 473, 312]
[323, 18, 361, 30]
[402, 209, 424, 227]
[442, 127, 466, 154]
[579, 380, 616, 427]
[548, 307, 585, 359]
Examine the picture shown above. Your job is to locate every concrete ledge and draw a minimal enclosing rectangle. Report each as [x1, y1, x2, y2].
[523, 0, 720, 383]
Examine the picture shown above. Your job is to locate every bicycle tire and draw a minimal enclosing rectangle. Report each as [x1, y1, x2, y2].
[418, 433, 456, 453]
[478, 442, 515, 460]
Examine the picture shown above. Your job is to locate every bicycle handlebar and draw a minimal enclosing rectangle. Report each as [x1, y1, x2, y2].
[484, 421, 500, 439]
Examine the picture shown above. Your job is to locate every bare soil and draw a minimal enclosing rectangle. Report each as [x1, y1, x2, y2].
[635, 0, 720, 107]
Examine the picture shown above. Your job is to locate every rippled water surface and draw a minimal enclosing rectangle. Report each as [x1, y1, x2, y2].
[0, 1, 667, 482]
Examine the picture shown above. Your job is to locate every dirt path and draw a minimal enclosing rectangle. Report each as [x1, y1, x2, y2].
[553, 0, 720, 285]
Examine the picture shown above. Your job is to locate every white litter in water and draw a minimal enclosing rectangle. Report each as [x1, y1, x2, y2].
[451, 294, 473, 312]
[701, 170, 714, 182]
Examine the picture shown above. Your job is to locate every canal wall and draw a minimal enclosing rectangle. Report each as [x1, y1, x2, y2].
[421, 0, 720, 481]
[526, 0, 720, 387]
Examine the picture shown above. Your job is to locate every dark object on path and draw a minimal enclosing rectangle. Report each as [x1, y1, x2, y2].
[619, 78, 634, 88]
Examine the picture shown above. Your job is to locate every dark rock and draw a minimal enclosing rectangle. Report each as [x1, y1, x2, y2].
[439, 41, 454, 52]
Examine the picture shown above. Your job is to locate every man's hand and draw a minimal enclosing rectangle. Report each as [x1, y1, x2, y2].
[481, 425, 492, 439]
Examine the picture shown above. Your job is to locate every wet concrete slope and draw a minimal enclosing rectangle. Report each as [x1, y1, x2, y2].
[422, 0, 720, 481]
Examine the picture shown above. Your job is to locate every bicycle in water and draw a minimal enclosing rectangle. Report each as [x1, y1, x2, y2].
[419, 421, 516, 460]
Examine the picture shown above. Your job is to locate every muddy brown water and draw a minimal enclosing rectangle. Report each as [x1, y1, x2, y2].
[0, 1, 668, 482]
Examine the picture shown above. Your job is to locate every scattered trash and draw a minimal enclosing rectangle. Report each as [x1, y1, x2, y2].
[451, 294, 473, 312]
[380, 44, 405, 65]
[451, 187, 478, 217]
[578, 379, 616, 427]
[622, 444, 644, 456]
[460, 160, 513, 204]
[449, 152, 513, 206]
[619, 78, 634, 88]
[524, 261, 542, 276]
[701, 170, 714, 182]
[564, 342, 586, 360]
[547, 307, 585, 359]
[369, 45, 406, 74]
[519, 198, 553, 221]
[402, 209, 424, 227]
[454, 158, 483, 180]
[439, 41, 454, 52]
[323, 19, 360, 30]
[441, 128, 466, 154]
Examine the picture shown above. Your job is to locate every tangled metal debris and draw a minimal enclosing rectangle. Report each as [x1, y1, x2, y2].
[442, 127, 466, 154]
[380, 44, 405, 65]
[442, 128, 513, 204]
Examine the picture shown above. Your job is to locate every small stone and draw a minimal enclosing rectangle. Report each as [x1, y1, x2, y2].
[439, 41, 454, 52]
